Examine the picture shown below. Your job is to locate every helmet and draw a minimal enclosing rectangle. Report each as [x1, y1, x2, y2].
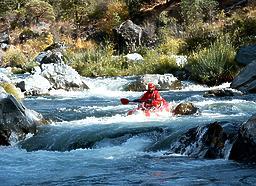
[147, 82, 155, 90]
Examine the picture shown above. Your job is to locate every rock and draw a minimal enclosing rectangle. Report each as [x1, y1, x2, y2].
[0, 72, 11, 82]
[114, 20, 143, 53]
[124, 53, 144, 61]
[235, 45, 256, 65]
[0, 93, 44, 146]
[34, 42, 66, 71]
[114, 20, 148, 53]
[37, 50, 64, 71]
[229, 114, 256, 163]
[203, 88, 243, 97]
[41, 63, 89, 91]
[16, 74, 52, 96]
[172, 102, 198, 115]
[168, 122, 233, 159]
[171, 55, 188, 67]
[125, 74, 181, 91]
[0, 31, 10, 45]
[230, 61, 256, 93]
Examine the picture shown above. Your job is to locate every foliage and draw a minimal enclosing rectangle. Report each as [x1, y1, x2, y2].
[181, 23, 221, 53]
[25, 0, 55, 24]
[20, 32, 54, 60]
[224, 5, 256, 47]
[157, 36, 185, 55]
[0, 0, 29, 16]
[67, 41, 180, 77]
[2, 47, 27, 68]
[180, 0, 219, 26]
[187, 36, 238, 85]
[0, 82, 23, 101]
[97, 0, 129, 35]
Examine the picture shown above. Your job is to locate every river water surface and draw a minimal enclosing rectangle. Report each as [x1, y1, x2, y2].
[1, 77, 256, 185]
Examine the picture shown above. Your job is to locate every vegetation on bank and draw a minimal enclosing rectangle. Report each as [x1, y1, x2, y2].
[0, 0, 255, 85]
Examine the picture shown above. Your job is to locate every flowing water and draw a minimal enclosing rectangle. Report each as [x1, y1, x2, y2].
[1, 77, 256, 185]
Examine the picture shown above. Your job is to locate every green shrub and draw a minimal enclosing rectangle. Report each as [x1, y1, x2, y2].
[224, 14, 256, 47]
[0, 82, 23, 101]
[67, 42, 180, 77]
[187, 36, 238, 85]
[181, 23, 221, 53]
[2, 47, 27, 68]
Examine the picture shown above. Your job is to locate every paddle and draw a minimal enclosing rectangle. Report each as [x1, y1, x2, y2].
[120, 98, 141, 105]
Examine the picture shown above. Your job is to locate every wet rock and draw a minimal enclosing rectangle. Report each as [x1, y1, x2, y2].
[229, 114, 256, 163]
[235, 45, 256, 65]
[0, 93, 44, 146]
[230, 61, 256, 93]
[125, 74, 181, 91]
[203, 88, 243, 97]
[168, 122, 232, 159]
[172, 102, 198, 115]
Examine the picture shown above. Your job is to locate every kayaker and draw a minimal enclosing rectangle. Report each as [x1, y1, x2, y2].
[135, 82, 167, 109]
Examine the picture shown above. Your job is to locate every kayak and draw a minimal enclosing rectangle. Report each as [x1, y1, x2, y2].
[127, 102, 170, 117]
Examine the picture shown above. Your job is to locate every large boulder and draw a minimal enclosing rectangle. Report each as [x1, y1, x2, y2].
[167, 122, 237, 159]
[16, 74, 52, 96]
[114, 20, 157, 53]
[40, 63, 89, 91]
[125, 74, 181, 91]
[229, 114, 256, 163]
[172, 102, 198, 115]
[235, 45, 256, 65]
[34, 42, 66, 71]
[0, 92, 44, 146]
[230, 61, 256, 93]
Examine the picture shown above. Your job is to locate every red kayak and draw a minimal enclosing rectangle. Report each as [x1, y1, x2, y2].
[127, 102, 170, 117]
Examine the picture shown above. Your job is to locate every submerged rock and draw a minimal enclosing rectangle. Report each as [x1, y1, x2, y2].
[0, 92, 44, 146]
[172, 102, 198, 115]
[229, 114, 256, 163]
[203, 88, 243, 97]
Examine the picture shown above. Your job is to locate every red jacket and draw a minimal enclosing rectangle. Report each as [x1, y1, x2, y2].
[139, 90, 166, 108]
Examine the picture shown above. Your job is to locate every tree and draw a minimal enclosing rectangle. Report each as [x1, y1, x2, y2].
[25, 0, 55, 25]
[0, 0, 29, 16]
[180, 0, 219, 26]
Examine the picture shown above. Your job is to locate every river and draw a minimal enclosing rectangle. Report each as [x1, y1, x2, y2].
[1, 77, 256, 185]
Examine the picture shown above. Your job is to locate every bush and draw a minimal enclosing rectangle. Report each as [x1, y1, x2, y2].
[157, 36, 185, 55]
[181, 23, 221, 53]
[224, 8, 256, 47]
[2, 47, 27, 68]
[67, 41, 180, 77]
[0, 82, 23, 101]
[96, 1, 128, 35]
[187, 36, 238, 85]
